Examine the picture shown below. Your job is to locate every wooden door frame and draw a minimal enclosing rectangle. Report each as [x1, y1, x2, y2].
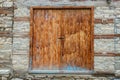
[29, 6, 94, 73]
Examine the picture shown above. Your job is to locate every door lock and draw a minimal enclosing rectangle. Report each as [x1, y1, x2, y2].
[58, 36, 65, 39]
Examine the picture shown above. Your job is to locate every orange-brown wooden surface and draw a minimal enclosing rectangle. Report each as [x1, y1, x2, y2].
[31, 7, 94, 71]
[61, 9, 93, 70]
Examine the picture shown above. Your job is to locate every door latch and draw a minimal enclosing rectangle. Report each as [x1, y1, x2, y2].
[58, 36, 65, 39]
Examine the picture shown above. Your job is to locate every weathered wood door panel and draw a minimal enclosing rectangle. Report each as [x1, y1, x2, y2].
[32, 10, 62, 70]
[30, 7, 94, 72]
[61, 9, 93, 70]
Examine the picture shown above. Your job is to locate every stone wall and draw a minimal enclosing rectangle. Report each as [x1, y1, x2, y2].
[0, 0, 13, 75]
[0, 0, 120, 79]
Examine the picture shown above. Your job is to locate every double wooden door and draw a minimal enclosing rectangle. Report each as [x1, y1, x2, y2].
[30, 7, 94, 72]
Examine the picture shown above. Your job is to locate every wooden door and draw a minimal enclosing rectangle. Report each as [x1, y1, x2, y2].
[30, 7, 94, 72]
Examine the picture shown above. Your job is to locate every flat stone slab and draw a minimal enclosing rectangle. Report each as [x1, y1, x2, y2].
[115, 70, 120, 77]
[11, 78, 23, 80]
[0, 68, 12, 75]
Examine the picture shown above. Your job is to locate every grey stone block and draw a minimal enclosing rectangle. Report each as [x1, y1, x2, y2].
[94, 24, 114, 35]
[11, 78, 23, 80]
[0, 68, 12, 75]
[115, 57, 120, 61]
[94, 39, 114, 52]
[13, 22, 30, 32]
[115, 62, 120, 70]
[0, 38, 12, 45]
[2, 1, 13, 7]
[12, 54, 29, 71]
[13, 38, 29, 51]
[95, 7, 115, 19]
[94, 57, 115, 73]
[14, 7, 30, 17]
[115, 70, 120, 77]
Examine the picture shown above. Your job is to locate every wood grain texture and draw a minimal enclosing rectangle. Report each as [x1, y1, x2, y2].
[32, 10, 61, 69]
[91, 7, 94, 70]
[95, 19, 114, 24]
[95, 52, 120, 57]
[13, 16, 114, 24]
[30, 7, 34, 70]
[32, 6, 93, 9]
[94, 34, 120, 39]
[30, 7, 94, 71]
[0, 10, 13, 14]
[13, 17, 30, 21]
[60, 9, 93, 70]
[0, 7, 13, 14]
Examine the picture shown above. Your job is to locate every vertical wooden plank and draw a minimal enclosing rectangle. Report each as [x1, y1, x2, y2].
[32, 9, 62, 70]
[32, 10, 38, 68]
[60, 9, 93, 70]
[30, 7, 34, 69]
[91, 7, 94, 70]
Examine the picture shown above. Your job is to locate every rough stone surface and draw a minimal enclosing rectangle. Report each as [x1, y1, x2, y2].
[0, 68, 12, 75]
[95, 7, 115, 19]
[14, 7, 30, 17]
[0, 38, 12, 64]
[11, 78, 23, 80]
[12, 54, 29, 71]
[94, 57, 115, 73]
[115, 70, 120, 77]
[9, 75, 115, 80]
[94, 39, 114, 52]
[115, 62, 120, 70]
[0, 0, 13, 71]
[13, 22, 30, 32]
[0, 0, 13, 7]
[94, 24, 114, 34]
[115, 57, 120, 61]
[13, 38, 29, 52]
[115, 56, 120, 74]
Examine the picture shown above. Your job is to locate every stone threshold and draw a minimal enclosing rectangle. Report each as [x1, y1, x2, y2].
[29, 69, 94, 74]
[28, 70, 117, 77]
